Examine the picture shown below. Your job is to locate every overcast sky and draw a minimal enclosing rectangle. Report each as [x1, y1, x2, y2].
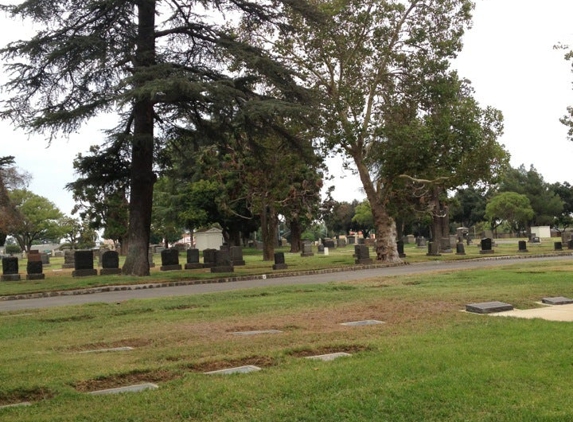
[2, 0, 573, 214]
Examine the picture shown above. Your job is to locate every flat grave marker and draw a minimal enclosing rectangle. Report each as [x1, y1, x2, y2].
[465, 301, 513, 314]
[88, 383, 158, 395]
[204, 365, 261, 375]
[340, 320, 385, 326]
[0, 402, 32, 409]
[541, 297, 573, 305]
[231, 330, 283, 336]
[78, 346, 134, 354]
[305, 352, 352, 361]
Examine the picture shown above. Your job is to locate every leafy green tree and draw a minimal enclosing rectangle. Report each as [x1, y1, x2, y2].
[7, 189, 64, 252]
[1, 0, 317, 275]
[485, 192, 535, 235]
[59, 216, 98, 249]
[274, 0, 482, 261]
[0, 156, 30, 246]
[498, 165, 563, 228]
[323, 200, 357, 237]
[550, 182, 573, 229]
[352, 200, 375, 239]
[450, 187, 490, 229]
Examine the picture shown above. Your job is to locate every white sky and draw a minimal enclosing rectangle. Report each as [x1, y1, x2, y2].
[2, 0, 573, 214]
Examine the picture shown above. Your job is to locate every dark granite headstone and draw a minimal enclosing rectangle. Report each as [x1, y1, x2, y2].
[185, 249, 203, 269]
[26, 260, 45, 280]
[73, 250, 98, 277]
[203, 248, 217, 268]
[272, 252, 288, 270]
[62, 250, 75, 269]
[466, 301, 513, 314]
[160, 249, 182, 271]
[479, 238, 494, 254]
[426, 241, 440, 256]
[324, 239, 336, 249]
[357, 238, 365, 245]
[210, 250, 234, 273]
[518, 240, 528, 253]
[354, 245, 373, 265]
[2, 257, 21, 281]
[317, 244, 325, 254]
[230, 246, 246, 266]
[347, 235, 356, 245]
[568, 239, 573, 250]
[100, 250, 121, 275]
[554, 241, 563, 251]
[455, 242, 466, 255]
[397, 240, 406, 258]
[300, 243, 314, 257]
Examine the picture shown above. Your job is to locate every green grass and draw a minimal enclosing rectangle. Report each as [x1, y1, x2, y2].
[2, 258, 573, 420]
[1, 238, 569, 297]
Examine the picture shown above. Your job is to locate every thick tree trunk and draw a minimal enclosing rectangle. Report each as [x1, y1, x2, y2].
[122, 0, 156, 276]
[289, 218, 302, 253]
[260, 205, 278, 261]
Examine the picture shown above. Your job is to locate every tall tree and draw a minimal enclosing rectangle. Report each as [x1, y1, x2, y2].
[1, 0, 316, 275]
[0, 156, 31, 246]
[274, 0, 476, 261]
[485, 192, 534, 235]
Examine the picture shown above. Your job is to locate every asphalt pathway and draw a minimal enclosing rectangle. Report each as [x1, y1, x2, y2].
[1, 255, 571, 312]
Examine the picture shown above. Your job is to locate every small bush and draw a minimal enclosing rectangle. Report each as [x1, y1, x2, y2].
[5, 244, 21, 254]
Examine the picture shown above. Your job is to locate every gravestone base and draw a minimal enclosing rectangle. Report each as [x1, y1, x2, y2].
[355, 258, 373, 265]
[210, 265, 234, 273]
[100, 268, 122, 275]
[300, 252, 314, 257]
[202, 263, 215, 268]
[479, 250, 495, 254]
[232, 260, 246, 266]
[160, 264, 182, 271]
[62, 263, 75, 269]
[466, 301, 513, 314]
[517, 249, 529, 253]
[1, 274, 21, 281]
[72, 269, 98, 277]
[273, 263, 288, 270]
[184, 263, 204, 270]
[26, 274, 45, 280]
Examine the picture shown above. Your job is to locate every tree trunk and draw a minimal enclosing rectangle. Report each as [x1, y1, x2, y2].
[260, 204, 278, 261]
[354, 158, 400, 262]
[122, 0, 156, 276]
[289, 218, 302, 253]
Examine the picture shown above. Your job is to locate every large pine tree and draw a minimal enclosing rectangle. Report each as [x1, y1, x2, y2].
[0, 0, 316, 275]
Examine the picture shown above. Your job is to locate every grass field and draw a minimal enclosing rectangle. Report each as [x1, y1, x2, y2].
[2, 253, 573, 421]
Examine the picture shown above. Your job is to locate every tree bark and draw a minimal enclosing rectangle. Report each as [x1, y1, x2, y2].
[289, 218, 302, 253]
[122, 0, 156, 276]
[260, 204, 277, 261]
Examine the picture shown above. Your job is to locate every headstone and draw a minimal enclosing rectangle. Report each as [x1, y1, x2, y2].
[204, 365, 261, 375]
[554, 241, 563, 251]
[62, 250, 75, 269]
[317, 244, 325, 254]
[426, 241, 440, 256]
[518, 240, 528, 253]
[305, 352, 352, 361]
[203, 248, 217, 268]
[416, 236, 427, 248]
[210, 250, 234, 273]
[337, 238, 347, 248]
[72, 250, 97, 277]
[347, 235, 356, 245]
[568, 239, 573, 250]
[340, 320, 385, 326]
[531, 236, 540, 243]
[272, 252, 288, 270]
[40, 252, 50, 265]
[324, 238, 336, 249]
[466, 301, 513, 314]
[397, 240, 406, 258]
[100, 250, 121, 275]
[354, 245, 373, 265]
[148, 248, 155, 268]
[26, 260, 45, 280]
[440, 237, 452, 253]
[160, 248, 182, 271]
[479, 238, 494, 254]
[357, 238, 365, 245]
[2, 257, 21, 281]
[455, 242, 466, 256]
[27, 250, 41, 262]
[230, 246, 246, 266]
[184, 248, 203, 269]
[88, 383, 159, 395]
[300, 242, 314, 257]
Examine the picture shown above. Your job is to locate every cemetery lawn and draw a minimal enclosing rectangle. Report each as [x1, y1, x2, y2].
[2, 259, 573, 420]
[0, 239, 569, 297]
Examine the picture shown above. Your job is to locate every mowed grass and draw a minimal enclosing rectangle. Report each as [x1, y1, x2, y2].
[0, 238, 568, 297]
[2, 258, 573, 420]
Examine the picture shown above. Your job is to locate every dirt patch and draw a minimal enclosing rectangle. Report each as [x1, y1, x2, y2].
[75, 369, 180, 392]
[0, 387, 54, 406]
[66, 338, 153, 352]
[40, 314, 95, 323]
[288, 344, 371, 357]
[163, 304, 206, 311]
[188, 355, 278, 373]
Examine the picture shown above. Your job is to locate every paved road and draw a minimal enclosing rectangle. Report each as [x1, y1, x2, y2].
[1, 255, 571, 312]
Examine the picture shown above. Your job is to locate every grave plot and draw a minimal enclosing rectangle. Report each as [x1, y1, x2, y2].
[78, 346, 134, 354]
[465, 301, 513, 314]
[231, 330, 283, 336]
[204, 365, 261, 375]
[541, 296, 573, 305]
[305, 352, 352, 361]
[88, 383, 158, 395]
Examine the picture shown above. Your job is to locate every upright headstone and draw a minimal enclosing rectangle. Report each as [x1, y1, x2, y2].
[397, 240, 406, 258]
[337, 238, 347, 248]
[568, 239, 573, 250]
[354, 245, 373, 265]
[357, 238, 365, 245]
[300, 243, 314, 257]
[100, 251, 121, 275]
[40, 252, 50, 266]
[324, 238, 336, 249]
[455, 242, 466, 256]
[440, 237, 452, 253]
[26, 260, 45, 280]
[185, 249, 203, 270]
[2, 257, 21, 281]
[554, 241, 563, 251]
[518, 240, 528, 253]
[203, 248, 217, 268]
[426, 241, 440, 256]
[317, 244, 325, 254]
[416, 236, 427, 248]
[28, 250, 41, 262]
[479, 238, 494, 254]
[347, 235, 356, 245]
[62, 250, 75, 269]
[230, 246, 246, 266]
[160, 249, 182, 271]
[210, 250, 234, 273]
[148, 248, 155, 268]
[272, 252, 288, 270]
[72, 250, 98, 277]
